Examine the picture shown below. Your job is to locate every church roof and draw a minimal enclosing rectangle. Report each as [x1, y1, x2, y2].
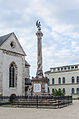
[25, 60, 30, 67]
[0, 32, 13, 46]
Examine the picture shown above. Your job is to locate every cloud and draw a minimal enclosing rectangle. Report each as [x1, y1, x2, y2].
[0, 0, 79, 77]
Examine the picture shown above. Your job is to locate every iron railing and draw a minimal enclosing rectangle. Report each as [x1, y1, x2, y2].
[0, 95, 72, 108]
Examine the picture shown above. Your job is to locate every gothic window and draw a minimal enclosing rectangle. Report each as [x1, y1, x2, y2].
[9, 62, 17, 88]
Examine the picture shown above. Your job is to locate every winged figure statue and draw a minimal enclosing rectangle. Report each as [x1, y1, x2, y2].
[36, 20, 41, 28]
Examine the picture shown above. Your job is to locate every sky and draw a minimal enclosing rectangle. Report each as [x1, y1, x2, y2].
[0, 0, 79, 77]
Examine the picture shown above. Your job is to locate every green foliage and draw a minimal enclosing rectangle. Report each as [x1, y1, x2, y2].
[51, 89, 65, 96]
[72, 97, 79, 100]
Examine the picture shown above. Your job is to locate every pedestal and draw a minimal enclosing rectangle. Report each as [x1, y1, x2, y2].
[31, 77, 49, 96]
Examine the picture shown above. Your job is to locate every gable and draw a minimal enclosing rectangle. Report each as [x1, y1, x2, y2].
[0, 33, 12, 46]
[0, 33, 26, 56]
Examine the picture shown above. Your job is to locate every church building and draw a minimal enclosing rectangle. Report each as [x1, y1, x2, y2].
[0, 32, 30, 96]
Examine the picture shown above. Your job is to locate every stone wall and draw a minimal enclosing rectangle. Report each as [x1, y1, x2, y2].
[0, 73, 2, 95]
[1, 50, 25, 96]
[22, 56, 25, 96]
[0, 50, 3, 95]
[0, 33, 29, 96]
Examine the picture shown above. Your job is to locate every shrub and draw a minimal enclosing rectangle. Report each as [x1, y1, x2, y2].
[51, 89, 64, 96]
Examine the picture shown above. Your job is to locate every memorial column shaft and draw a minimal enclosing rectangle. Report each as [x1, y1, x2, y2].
[37, 38, 42, 71]
[36, 29, 43, 77]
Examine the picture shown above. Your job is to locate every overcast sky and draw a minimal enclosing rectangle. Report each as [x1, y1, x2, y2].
[0, 0, 79, 77]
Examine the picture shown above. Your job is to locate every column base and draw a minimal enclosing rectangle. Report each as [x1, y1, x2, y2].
[36, 70, 43, 78]
[31, 76, 49, 96]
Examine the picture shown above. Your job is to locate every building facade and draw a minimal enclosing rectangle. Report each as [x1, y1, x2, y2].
[0, 32, 30, 96]
[45, 64, 79, 97]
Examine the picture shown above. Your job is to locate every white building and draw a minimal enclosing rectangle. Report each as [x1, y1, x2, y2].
[0, 32, 30, 96]
[45, 64, 79, 97]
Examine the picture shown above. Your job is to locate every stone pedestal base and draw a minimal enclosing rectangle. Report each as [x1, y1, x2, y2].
[31, 77, 49, 96]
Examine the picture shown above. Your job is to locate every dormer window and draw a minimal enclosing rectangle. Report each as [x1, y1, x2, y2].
[10, 41, 15, 48]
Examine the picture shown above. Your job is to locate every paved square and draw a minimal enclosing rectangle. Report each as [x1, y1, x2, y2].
[0, 100, 79, 119]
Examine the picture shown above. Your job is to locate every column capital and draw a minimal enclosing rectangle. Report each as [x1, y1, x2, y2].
[36, 30, 43, 39]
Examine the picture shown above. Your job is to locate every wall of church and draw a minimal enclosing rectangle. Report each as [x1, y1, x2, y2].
[21, 56, 25, 96]
[0, 50, 3, 95]
[2, 51, 25, 96]
[0, 73, 2, 95]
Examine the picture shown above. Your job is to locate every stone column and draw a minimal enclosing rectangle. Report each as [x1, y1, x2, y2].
[36, 22, 43, 78]
[31, 21, 49, 96]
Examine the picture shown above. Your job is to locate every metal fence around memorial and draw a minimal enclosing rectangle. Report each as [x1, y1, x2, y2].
[0, 95, 72, 108]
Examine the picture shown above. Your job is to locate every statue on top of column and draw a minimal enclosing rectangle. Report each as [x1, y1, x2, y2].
[36, 20, 41, 30]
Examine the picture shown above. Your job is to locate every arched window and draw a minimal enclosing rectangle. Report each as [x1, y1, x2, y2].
[72, 88, 74, 94]
[76, 88, 79, 94]
[48, 79, 50, 85]
[77, 76, 79, 83]
[9, 62, 17, 88]
[52, 78, 54, 84]
[58, 77, 61, 84]
[62, 77, 65, 84]
[72, 77, 75, 83]
[63, 88, 65, 94]
[52, 89, 54, 93]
